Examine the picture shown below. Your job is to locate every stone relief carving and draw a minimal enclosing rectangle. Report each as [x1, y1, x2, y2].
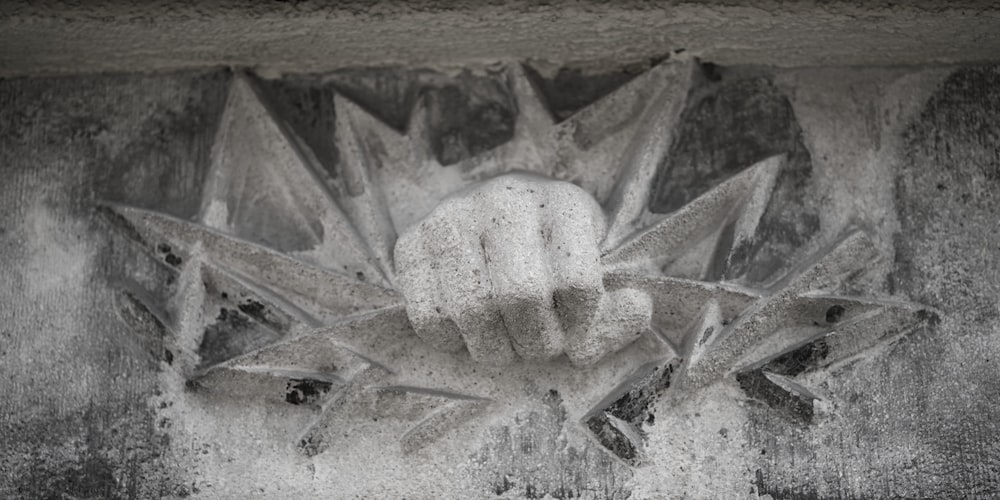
[100, 59, 937, 464]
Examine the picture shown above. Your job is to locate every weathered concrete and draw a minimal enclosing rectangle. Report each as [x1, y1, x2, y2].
[1, 59, 999, 499]
[2, 1, 1000, 77]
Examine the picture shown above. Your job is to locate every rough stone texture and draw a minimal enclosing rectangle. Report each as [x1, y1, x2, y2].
[3, 1, 1000, 78]
[395, 172, 653, 366]
[1, 60, 999, 500]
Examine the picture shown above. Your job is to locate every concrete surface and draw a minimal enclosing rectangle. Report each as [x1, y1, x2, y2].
[2, 1, 1000, 77]
[1, 25, 1000, 500]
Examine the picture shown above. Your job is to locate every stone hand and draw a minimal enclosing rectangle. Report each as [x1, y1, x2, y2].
[394, 173, 652, 366]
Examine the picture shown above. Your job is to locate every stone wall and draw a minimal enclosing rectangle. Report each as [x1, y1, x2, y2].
[1, 11, 999, 500]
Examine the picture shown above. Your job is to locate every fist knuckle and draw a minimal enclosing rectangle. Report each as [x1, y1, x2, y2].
[395, 173, 648, 366]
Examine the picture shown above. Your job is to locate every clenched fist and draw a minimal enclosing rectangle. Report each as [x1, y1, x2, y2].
[394, 173, 652, 366]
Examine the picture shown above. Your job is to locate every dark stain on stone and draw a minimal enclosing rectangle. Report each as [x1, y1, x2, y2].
[699, 325, 715, 346]
[0, 72, 233, 498]
[824, 304, 845, 324]
[585, 361, 677, 465]
[285, 378, 333, 406]
[236, 299, 266, 322]
[95, 205, 147, 247]
[164, 253, 182, 267]
[586, 415, 638, 463]
[254, 73, 341, 180]
[119, 291, 168, 340]
[522, 59, 658, 122]
[4, 400, 182, 498]
[762, 338, 830, 378]
[492, 475, 514, 495]
[880, 66, 1000, 496]
[424, 68, 516, 166]
[916, 308, 941, 327]
[326, 66, 430, 132]
[648, 67, 807, 213]
[893, 65, 1000, 317]
[33, 454, 118, 499]
[478, 389, 633, 499]
[92, 70, 230, 219]
[737, 371, 813, 424]
[606, 362, 673, 422]
[155, 240, 183, 267]
[698, 59, 723, 82]
[292, 65, 519, 166]
[753, 468, 824, 499]
[197, 307, 283, 369]
[649, 65, 818, 284]
[298, 434, 324, 458]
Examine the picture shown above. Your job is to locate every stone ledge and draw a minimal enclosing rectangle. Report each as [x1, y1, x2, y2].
[2, 0, 1000, 77]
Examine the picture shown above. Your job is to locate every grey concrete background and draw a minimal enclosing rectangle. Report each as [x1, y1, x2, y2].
[2, 1, 1000, 77]
[1, 54, 999, 500]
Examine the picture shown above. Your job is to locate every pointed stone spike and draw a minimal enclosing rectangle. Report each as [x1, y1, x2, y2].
[194, 292, 287, 372]
[400, 398, 492, 454]
[718, 154, 784, 274]
[552, 60, 692, 200]
[199, 260, 322, 332]
[683, 299, 726, 367]
[603, 59, 696, 250]
[449, 129, 544, 183]
[764, 228, 881, 295]
[190, 365, 345, 407]
[603, 155, 785, 268]
[762, 371, 823, 402]
[405, 91, 437, 165]
[102, 203, 402, 316]
[685, 296, 830, 387]
[445, 65, 554, 182]
[294, 364, 394, 456]
[333, 87, 414, 165]
[373, 91, 468, 232]
[204, 328, 373, 382]
[603, 270, 761, 346]
[173, 257, 210, 370]
[735, 369, 815, 423]
[687, 291, 929, 387]
[557, 61, 675, 152]
[111, 279, 178, 337]
[813, 301, 938, 372]
[723, 295, 906, 375]
[296, 373, 487, 457]
[200, 73, 386, 285]
[737, 295, 936, 377]
[246, 304, 414, 374]
[333, 92, 401, 282]
[507, 62, 557, 138]
[191, 308, 410, 399]
[583, 358, 681, 466]
[194, 259, 336, 373]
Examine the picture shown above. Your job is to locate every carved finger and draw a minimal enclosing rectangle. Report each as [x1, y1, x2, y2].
[393, 210, 466, 352]
[543, 186, 606, 347]
[567, 288, 653, 366]
[439, 211, 517, 364]
[481, 204, 564, 360]
[452, 304, 517, 365]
